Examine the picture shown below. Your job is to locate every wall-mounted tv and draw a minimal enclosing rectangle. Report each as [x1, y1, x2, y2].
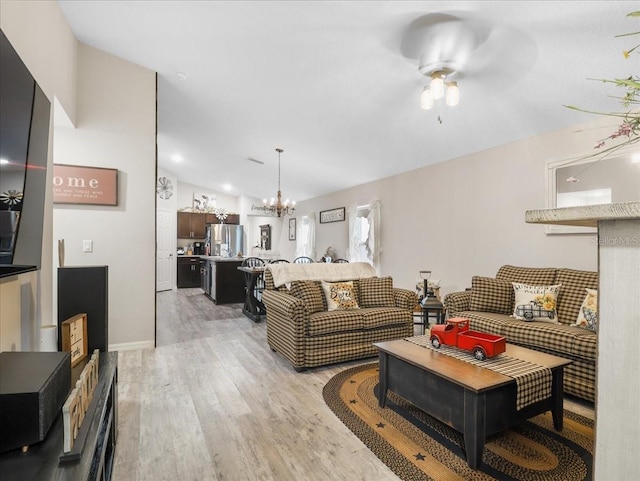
[0, 29, 51, 278]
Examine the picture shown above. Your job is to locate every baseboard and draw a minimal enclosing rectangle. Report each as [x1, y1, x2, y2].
[108, 340, 155, 352]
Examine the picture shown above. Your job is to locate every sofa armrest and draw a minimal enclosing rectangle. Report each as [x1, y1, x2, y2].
[262, 289, 308, 368]
[443, 290, 471, 315]
[393, 288, 418, 311]
[262, 289, 306, 318]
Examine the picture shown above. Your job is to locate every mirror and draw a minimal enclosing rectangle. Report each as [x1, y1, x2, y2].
[0, 30, 50, 274]
[545, 147, 640, 234]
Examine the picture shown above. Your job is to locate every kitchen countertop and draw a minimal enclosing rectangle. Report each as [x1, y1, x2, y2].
[177, 255, 245, 262]
[525, 201, 640, 227]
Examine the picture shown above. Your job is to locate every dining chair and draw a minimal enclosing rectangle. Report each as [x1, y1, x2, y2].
[332, 258, 349, 263]
[241, 257, 266, 300]
[293, 256, 314, 263]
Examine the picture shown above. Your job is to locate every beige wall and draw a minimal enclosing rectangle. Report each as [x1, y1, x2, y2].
[295, 115, 633, 293]
[1, 2, 156, 351]
[53, 44, 156, 349]
[0, 0, 77, 351]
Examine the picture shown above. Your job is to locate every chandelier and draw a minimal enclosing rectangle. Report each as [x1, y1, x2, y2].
[420, 68, 460, 110]
[253, 148, 295, 217]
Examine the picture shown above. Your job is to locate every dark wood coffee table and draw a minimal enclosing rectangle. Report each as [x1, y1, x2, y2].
[374, 339, 572, 469]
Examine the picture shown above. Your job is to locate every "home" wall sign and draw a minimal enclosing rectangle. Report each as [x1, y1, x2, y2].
[53, 164, 118, 205]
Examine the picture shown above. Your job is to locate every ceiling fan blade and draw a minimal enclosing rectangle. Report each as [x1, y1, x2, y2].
[400, 12, 492, 72]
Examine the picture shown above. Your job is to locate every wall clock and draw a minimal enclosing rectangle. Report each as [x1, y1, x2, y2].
[156, 176, 173, 199]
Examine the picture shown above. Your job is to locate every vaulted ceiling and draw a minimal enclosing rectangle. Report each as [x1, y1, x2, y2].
[58, 1, 637, 202]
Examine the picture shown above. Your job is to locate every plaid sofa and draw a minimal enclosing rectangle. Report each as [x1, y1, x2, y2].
[262, 269, 416, 371]
[443, 265, 598, 402]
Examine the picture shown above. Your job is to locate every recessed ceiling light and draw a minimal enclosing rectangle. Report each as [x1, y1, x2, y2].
[171, 154, 183, 162]
[631, 153, 640, 164]
[223, 184, 232, 191]
[176, 71, 189, 80]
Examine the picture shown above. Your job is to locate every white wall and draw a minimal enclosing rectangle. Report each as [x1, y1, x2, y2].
[294, 115, 634, 294]
[157, 168, 178, 212]
[53, 43, 156, 349]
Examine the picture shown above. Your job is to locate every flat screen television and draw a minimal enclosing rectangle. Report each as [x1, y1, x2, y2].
[0, 29, 51, 278]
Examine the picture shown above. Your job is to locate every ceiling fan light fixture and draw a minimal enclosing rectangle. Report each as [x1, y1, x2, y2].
[445, 81, 459, 106]
[420, 87, 434, 110]
[430, 71, 445, 99]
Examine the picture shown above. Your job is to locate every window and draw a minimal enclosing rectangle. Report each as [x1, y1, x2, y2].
[347, 201, 381, 271]
[296, 213, 316, 259]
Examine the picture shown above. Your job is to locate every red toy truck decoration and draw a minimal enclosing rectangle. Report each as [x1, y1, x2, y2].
[430, 318, 506, 361]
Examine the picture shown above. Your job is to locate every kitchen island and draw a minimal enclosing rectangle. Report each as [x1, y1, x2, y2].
[200, 256, 245, 304]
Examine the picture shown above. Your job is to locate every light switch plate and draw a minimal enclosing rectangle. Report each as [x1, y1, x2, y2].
[83, 240, 93, 253]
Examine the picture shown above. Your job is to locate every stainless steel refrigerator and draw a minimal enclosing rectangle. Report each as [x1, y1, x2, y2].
[206, 224, 244, 257]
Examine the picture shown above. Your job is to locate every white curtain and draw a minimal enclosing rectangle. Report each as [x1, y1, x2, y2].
[296, 213, 316, 259]
[347, 204, 361, 261]
[367, 200, 381, 272]
[347, 200, 381, 273]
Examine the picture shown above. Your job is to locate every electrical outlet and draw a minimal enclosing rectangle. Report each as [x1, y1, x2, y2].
[83, 240, 93, 253]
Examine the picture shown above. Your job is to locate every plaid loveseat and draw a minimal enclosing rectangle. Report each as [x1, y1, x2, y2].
[444, 265, 598, 402]
[261, 266, 416, 371]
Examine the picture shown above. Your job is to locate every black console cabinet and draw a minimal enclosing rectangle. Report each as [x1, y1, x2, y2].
[58, 266, 108, 352]
[0, 352, 118, 481]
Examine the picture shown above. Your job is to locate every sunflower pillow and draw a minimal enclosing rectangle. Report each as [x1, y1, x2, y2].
[512, 283, 561, 323]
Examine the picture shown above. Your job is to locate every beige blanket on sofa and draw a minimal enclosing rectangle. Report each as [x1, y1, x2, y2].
[267, 262, 377, 288]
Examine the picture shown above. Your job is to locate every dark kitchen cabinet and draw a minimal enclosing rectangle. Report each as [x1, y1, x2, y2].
[204, 214, 240, 225]
[178, 212, 239, 238]
[177, 256, 203, 288]
[177, 212, 207, 239]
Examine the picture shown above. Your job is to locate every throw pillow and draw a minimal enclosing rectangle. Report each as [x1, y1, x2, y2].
[358, 276, 395, 308]
[321, 281, 360, 311]
[469, 276, 514, 314]
[512, 283, 561, 323]
[571, 288, 598, 332]
[289, 281, 325, 314]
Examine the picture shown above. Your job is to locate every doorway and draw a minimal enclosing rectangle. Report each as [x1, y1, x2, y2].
[156, 209, 174, 291]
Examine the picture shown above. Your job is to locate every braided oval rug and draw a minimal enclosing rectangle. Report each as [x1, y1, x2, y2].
[323, 363, 593, 481]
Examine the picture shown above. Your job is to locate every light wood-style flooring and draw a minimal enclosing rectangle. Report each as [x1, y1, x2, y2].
[112, 288, 594, 481]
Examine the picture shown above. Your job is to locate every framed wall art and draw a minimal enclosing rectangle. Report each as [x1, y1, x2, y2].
[53, 164, 118, 206]
[320, 207, 345, 224]
[289, 218, 296, 241]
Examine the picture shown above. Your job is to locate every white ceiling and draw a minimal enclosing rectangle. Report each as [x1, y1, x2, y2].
[57, 1, 637, 203]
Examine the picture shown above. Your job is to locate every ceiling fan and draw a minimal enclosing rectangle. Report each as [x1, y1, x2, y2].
[399, 12, 537, 94]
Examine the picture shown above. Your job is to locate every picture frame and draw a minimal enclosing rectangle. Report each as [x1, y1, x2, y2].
[259, 224, 271, 250]
[320, 207, 345, 224]
[52, 164, 118, 206]
[289, 218, 296, 241]
[61, 313, 89, 367]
